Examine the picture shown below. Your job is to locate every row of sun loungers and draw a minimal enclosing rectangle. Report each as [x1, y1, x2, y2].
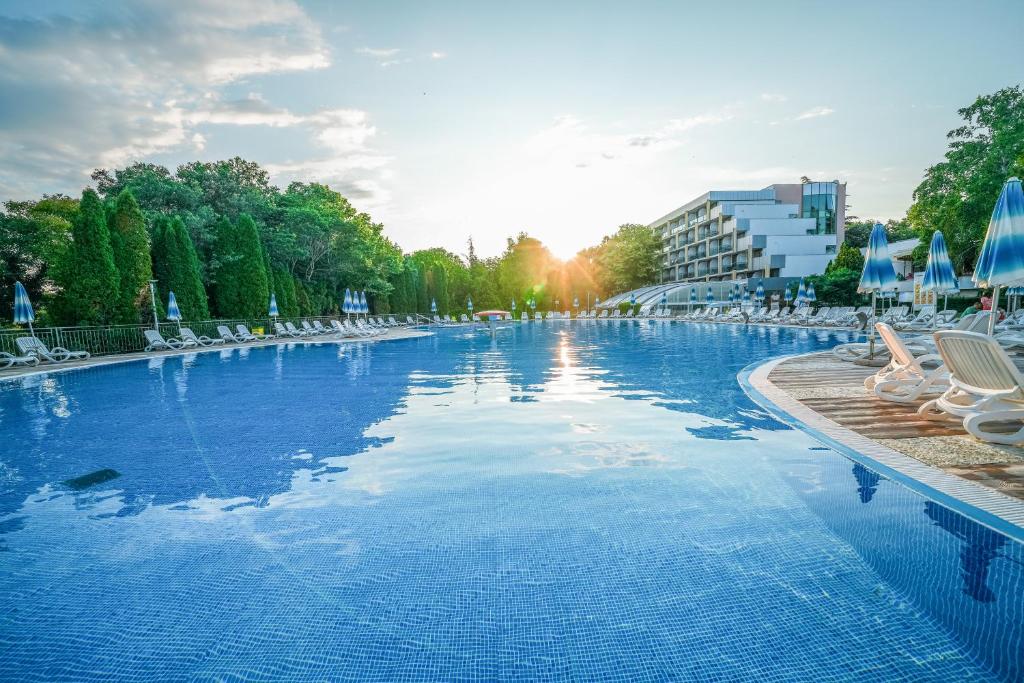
[0, 317, 419, 370]
[0, 337, 91, 369]
[143, 316, 418, 352]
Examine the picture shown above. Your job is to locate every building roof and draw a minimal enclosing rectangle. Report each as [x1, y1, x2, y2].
[859, 237, 919, 259]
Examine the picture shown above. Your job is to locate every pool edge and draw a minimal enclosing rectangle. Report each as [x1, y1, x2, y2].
[0, 328, 434, 384]
[739, 354, 1024, 545]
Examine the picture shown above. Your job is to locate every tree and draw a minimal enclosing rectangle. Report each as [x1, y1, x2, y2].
[52, 189, 120, 325]
[908, 85, 1024, 272]
[596, 223, 661, 293]
[827, 242, 864, 274]
[152, 216, 210, 320]
[272, 267, 299, 317]
[430, 264, 450, 315]
[416, 264, 429, 314]
[842, 220, 872, 248]
[1, 195, 76, 323]
[211, 214, 270, 319]
[806, 268, 864, 307]
[108, 190, 154, 323]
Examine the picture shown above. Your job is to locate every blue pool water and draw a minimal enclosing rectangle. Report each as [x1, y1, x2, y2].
[1, 322, 1022, 681]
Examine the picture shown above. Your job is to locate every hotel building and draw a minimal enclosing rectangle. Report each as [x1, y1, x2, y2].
[651, 181, 846, 284]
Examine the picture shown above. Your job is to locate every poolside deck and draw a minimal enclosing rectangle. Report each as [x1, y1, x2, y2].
[0, 327, 431, 380]
[766, 352, 1024, 501]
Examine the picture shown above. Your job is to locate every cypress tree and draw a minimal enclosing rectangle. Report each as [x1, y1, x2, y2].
[432, 265, 449, 315]
[212, 214, 269, 319]
[152, 216, 210, 320]
[57, 188, 121, 325]
[404, 265, 418, 314]
[294, 279, 312, 315]
[416, 264, 429, 314]
[109, 190, 154, 323]
[272, 267, 299, 317]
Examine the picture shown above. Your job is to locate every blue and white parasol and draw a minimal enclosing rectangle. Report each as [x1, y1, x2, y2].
[974, 178, 1024, 333]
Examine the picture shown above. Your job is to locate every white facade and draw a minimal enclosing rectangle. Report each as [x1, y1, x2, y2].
[652, 181, 846, 283]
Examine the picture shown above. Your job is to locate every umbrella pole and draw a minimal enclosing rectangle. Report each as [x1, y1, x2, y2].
[28, 320, 35, 338]
[868, 291, 877, 358]
[989, 286, 1000, 336]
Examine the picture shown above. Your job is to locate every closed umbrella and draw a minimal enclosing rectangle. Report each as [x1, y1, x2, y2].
[359, 291, 368, 316]
[706, 288, 714, 305]
[660, 292, 668, 315]
[784, 286, 792, 305]
[755, 283, 765, 302]
[973, 177, 1024, 335]
[166, 290, 182, 333]
[807, 282, 817, 303]
[796, 278, 807, 307]
[13, 281, 35, 337]
[269, 293, 279, 334]
[343, 289, 353, 316]
[858, 222, 899, 354]
[689, 287, 697, 314]
[467, 296, 473, 318]
[920, 231, 958, 325]
[431, 298, 437, 314]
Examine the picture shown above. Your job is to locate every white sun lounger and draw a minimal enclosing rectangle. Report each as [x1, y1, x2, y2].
[1, 350, 40, 368]
[919, 330, 1024, 445]
[312, 320, 336, 335]
[866, 323, 948, 402]
[15, 336, 90, 363]
[218, 325, 245, 343]
[275, 322, 304, 338]
[179, 328, 224, 347]
[301, 321, 329, 336]
[356, 320, 384, 336]
[237, 324, 272, 341]
[144, 330, 195, 351]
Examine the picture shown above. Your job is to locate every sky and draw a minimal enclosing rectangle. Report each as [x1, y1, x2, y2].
[0, 1, 1021, 260]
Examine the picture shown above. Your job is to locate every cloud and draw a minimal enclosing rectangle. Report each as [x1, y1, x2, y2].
[794, 106, 835, 121]
[663, 112, 734, 133]
[0, 0, 334, 198]
[355, 46, 401, 58]
[430, 51, 447, 59]
[526, 109, 732, 170]
[760, 93, 787, 103]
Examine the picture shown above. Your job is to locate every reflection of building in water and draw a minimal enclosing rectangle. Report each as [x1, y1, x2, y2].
[852, 463, 881, 503]
[925, 502, 1008, 603]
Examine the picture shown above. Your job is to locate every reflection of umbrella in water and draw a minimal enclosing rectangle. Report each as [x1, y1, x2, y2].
[852, 463, 881, 503]
[924, 501, 1007, 603]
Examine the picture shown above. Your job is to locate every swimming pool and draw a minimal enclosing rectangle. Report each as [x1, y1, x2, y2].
[1, 322, 1021, 681]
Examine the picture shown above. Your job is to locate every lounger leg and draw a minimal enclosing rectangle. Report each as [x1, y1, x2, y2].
[963, 409, 1024, 445]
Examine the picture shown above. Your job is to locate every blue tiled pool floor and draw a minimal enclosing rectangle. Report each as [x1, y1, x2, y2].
[0, 323, 1021, 681]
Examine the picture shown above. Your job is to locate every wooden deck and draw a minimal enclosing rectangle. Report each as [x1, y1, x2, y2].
[767, 352, 1024, 501]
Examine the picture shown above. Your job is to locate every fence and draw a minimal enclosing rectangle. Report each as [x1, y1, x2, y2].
[0, 313, 428, 358]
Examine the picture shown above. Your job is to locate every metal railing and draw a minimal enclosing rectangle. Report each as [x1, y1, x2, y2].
[0, 313, 422, 358]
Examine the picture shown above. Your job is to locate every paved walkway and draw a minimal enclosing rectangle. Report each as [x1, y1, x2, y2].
[0, 327, 431, 381]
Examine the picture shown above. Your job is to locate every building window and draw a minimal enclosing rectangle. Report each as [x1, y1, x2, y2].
[802, 181, 837, 235]
[825, 244, 837, 254]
